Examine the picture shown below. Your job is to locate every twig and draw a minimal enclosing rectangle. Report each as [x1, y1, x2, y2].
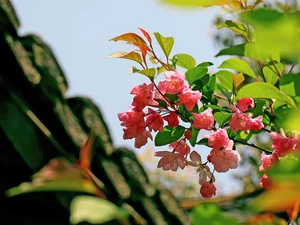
[234, 139, 273, 153]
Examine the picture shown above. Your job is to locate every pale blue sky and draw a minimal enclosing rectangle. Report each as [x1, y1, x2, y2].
[11, 0, 225, 147]
[11, 0, 242, 195]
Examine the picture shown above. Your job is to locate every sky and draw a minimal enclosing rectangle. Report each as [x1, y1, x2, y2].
[11, 0, 242, 195]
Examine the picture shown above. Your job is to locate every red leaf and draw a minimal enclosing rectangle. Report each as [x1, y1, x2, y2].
[138, 27, 152, 44]
[110, 32, 147, 46]
[135, 44, 149, 65]
[79, 129, 96, 170]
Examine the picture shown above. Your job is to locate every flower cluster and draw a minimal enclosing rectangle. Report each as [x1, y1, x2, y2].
[259, 132, 300, 189]
[118, 66, 267, 198]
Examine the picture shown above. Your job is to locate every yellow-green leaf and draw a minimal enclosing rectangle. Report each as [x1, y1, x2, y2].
[154, 32, 174, 59]
[219, 58, 256, 79]
[110, 33, 147, 46]
[108, 51, 142, 64]
[217, 20, 248, 40]
[173, 53, 196, 69]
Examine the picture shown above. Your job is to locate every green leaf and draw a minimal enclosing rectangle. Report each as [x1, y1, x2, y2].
[155, 99, 168, 109]
[6, 179, 97, 197]
[244, 9, 300, 60]
[154, 32, 174, 59]
[196, 138, 208, 146]
[154, 125, 185, 146]
[207, 75, 217, 92]
[70, 196, 129, 225]
[263, 63, 283, 85]
[191, 204, 239, 225]
[108, 51, 142, 64]
[185, 67, 208, 85]
[275, 106, 300, 131]
[280, 73, 300, 97]
[173, 53, 196, 69]
[235, 82, 296, 108]
[189, 129, 200, 147]
[217, 20, 248, 40]
[131, 67, 156, 81]
[214, 112, 232, 127]
[157, 66, 167, 75]
[215, 44, 245, 57]
[197, 61, 214, 68]
[235, 131, 253, 142]
[219, 58, 256, 79]
[215, 70, 233, 91]
[164, 93, 179, 103]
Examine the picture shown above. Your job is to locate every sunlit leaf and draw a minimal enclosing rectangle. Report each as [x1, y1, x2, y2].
[70, 196, 129, 225]
[108, 51, 143, 65]
[280, 73, 300, 97]
[154, 32, 174, 59]
[244, 9, 300, 60]
[155, 125, 185, 146]
[219, 58, 256, 79]
[263, 63, 283, 85]
[110, 33, 147, 46]
[6, 158, 101, 197]
[217, 20, 248, 40]
[235, 82, 296, 108]
[6, 179, 97, 197]
[191, 203, 239, 225]
[173, 53, 196, 69]
[215, 70, 233, 91]
[130, 67, 156, 81]
[161, 0, 241, 8]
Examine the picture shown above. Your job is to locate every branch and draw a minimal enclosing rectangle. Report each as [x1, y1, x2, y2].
[234, 139, 273, 153]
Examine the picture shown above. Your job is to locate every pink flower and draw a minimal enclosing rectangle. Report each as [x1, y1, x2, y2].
[248, 116, 264, 131]
[192, 108, 214, 130]
[145, 108, 163, 132]
[208, 141, 240, 172]
[271, 132, 294, 157]
[260, 174, 273, 190]
[207, 128, 229, 150]
[118, 107, 145, 128]
[118, 107, 152, 148]
[184, 129, 193, 140]
[169, 140, 190, 157]
[178, 89, 202, 111]
[130, 83, 158, 110]
[259, 152, 279, 172]
[188, 151, 213, 185]
[229, 105, 264, 133]
[158, 75, 185, 94]
[134, 129, 153, 148]
[200, 182, 216, 198]
[237, 98, 254, 112]
[164, 71, 185, 80]
[155, 151, 188, 171]
[163, 111, 179, 127]
[229, 112, 251, 132]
